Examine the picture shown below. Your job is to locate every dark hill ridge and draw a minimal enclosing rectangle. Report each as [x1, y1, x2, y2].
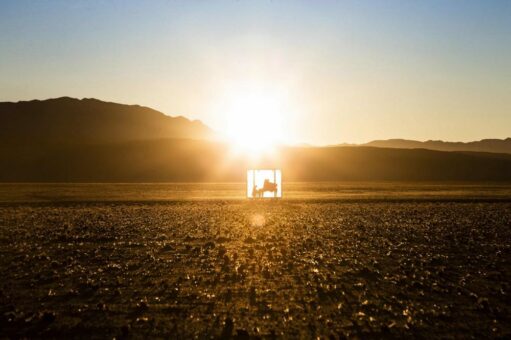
[364, 138, 511, 154]
[0, 97, 215, 144]
[1, 97, 510, 182]
[1, 139, 511, 182]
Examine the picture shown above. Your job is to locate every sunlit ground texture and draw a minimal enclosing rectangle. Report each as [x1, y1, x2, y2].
[0, 183, 510, 338]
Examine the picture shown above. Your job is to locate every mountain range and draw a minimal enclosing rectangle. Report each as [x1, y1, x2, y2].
[0, 97, 215, 144]
[1, 97, 510, 182]
[363, 138, 511, 155]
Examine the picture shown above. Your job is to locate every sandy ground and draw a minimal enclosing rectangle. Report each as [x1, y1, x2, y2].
[0, 195, 510, 337]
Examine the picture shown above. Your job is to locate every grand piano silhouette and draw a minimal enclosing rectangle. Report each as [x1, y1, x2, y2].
[247, 169, 282, 199]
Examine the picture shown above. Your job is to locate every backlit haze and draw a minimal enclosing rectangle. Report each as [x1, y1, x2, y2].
[1, 0, 510, 148]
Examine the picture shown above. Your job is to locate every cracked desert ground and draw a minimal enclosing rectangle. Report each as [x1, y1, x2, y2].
[0, 183, 510, 338]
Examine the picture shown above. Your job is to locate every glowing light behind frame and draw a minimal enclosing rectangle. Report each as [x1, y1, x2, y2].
[247, 169, 282, 198]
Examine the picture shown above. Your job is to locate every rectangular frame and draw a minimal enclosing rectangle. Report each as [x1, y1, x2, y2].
[247, 169, 282, 198]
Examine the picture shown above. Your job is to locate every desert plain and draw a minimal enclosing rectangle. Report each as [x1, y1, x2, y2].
[0, 183, 510, 338]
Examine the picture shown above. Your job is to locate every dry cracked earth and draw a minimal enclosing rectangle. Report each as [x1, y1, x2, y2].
[0, 200, 510, 338]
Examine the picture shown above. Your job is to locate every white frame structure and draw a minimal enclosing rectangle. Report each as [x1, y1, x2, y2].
[247, 169, 282, 199]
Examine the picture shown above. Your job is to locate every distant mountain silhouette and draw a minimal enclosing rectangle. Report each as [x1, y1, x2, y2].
[1, 139, 511, 182]
[1, 97, 510, 182]
[281, 146, 511, 182]
[0, 97, 215, 144]
[364, 138, 511, 154]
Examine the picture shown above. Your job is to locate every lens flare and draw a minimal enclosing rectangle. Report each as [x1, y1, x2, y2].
[250, 214, 266, 227]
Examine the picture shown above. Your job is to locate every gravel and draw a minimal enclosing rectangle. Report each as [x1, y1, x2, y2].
[0, 200, 510, 338]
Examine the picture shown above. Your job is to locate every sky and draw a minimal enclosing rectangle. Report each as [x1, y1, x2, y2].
[0, 0, 510, 145]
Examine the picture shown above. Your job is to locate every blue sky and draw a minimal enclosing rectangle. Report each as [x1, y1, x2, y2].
[1, 0, 510, 144]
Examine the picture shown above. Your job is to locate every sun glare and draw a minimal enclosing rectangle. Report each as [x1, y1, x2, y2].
[213, 82, 293, 154]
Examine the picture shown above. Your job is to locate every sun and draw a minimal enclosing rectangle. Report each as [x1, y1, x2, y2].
[212, 82, 292, 153]
[224, 89, 283, 151]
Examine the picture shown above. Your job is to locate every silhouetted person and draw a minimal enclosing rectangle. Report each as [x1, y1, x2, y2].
[252, 185, 258, 199]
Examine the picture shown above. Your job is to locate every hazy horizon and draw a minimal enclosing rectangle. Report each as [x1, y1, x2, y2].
[1, 0, 510, 145]
[3, 95, 510, 147]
